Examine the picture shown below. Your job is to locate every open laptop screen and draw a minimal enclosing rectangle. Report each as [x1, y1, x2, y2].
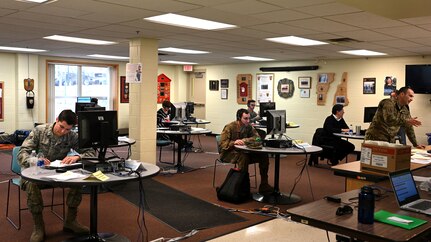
[389, 170, 421, 206]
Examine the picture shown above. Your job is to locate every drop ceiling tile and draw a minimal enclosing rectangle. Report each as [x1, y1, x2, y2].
[260, 0, 335, 8]
[401, 16, 431, 25]
[253, 9, 312, 22]
[372, 39, 424, 48]
[211, 0, 282, 15]
[98, 0, 203, 12]
[326, 12, 407, 29]
[295, 2, 360, 16]
[335, 30, 395, 42]
[285, 17, 359, 32]
[375, 26, 431, 39]
[250, 22, 320, 35]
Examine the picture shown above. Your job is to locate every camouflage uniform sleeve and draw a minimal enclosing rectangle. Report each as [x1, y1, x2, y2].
[220, 124, 235, 152]
[69, 133, 96, 159]
[402, 108, 418, 147]
[380, 99, 399, 125]
[242, 127, 259, 143]
[17, 129, 39, 168]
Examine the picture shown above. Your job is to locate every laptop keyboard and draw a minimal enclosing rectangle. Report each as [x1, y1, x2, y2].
[410, 200, 431, 210]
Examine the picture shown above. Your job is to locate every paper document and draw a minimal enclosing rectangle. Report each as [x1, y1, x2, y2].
[125, 159, 147, 172]
[41, 171, 87, 181]
[47, 160, 82, 168]
[84, 170, 110, 181]
[413, 176, 430, 182]
[118, 136, 132, 143]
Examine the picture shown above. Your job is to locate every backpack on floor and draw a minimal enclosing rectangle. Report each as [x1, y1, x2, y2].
[216, 168, 251, 204]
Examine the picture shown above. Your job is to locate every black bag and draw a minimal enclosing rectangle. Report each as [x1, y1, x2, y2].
[12, 129, 31, 146]
[216, 168, 251, 204]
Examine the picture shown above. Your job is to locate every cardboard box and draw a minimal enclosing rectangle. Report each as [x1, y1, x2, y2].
[360, 143, 411, 174]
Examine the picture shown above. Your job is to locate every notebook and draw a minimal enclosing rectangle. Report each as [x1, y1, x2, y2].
[389, 169, 431, 215]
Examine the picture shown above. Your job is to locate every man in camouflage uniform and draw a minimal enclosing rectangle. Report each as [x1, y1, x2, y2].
[18, 110, 95, 242]
[220, 108, 273, 195]
[365, 86, 425, 148]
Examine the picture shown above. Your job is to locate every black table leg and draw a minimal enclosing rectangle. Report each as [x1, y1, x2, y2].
[253, 154, 302, 205]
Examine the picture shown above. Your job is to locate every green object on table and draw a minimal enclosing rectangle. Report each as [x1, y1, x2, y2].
[374, 210, 427, 229]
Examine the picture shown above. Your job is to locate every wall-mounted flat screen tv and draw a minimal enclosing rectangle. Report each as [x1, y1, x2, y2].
[405, 65, 431, 94]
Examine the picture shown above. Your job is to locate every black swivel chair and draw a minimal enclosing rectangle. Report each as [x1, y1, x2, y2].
[308, 128, 337, 166]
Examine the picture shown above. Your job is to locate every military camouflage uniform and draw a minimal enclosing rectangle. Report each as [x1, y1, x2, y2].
[18, 123, 95, 215]
[365, 98, 418, 147]
[220, 121, 269, 177]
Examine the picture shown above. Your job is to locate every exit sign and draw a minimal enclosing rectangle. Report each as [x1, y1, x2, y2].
[183, 65, 193, 72]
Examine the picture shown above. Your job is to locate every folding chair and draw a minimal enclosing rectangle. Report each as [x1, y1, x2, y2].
[6, 146, 65, 230]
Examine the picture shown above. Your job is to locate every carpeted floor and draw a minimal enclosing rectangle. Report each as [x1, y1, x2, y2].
[0, 135, 347, 241]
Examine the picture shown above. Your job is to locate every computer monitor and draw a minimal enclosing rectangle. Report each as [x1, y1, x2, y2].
[84, 106, 106, 111]
[77, 96, 92, 103]
[259, 102, 276, 118]
[75, 102, 95, 114]
[172, 102, 186, 122]
[267, 110, 286, 137]
[185, 102, 194, 120]
[78, 110, 118, 161]
[363, 107, 378, 123]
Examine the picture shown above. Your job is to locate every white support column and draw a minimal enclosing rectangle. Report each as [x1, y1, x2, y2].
[129, 38, 158, 164]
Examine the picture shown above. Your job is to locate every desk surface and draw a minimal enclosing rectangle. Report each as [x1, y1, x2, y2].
[156, 127, 212, 135]
[287, 183, 431, 242]
[235, 144, 322, 155]
[21, 163, 159, 186]
[333, 133, 365, 140]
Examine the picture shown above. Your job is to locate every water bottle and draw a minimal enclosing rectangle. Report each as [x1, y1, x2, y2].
[358, 185, 375, 224]
[349, 124, 353, 135]
[36, 152, 45, 173]
[29, 150, 37, 167]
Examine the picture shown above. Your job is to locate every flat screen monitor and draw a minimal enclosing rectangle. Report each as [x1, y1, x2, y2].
[259, 102, 276, 118]
[363, 107, 378, 123]
[185, 102, 194, 119]
[405, 64, 431, 94]
[77, 97, 91, 103]
[75, 102, 95, 114]
[267, 110, 286, 137]
[172, 102, 186, 122]
[78, 110, 118, 149]
[84, 106, 106, 111]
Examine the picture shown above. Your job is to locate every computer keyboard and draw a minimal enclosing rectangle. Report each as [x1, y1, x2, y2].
[410, 200, 431, 210]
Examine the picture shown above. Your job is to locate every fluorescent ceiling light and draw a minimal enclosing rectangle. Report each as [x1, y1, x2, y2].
[158, 47, 209, 54]
[44, 35, 117, 45]
[232, 56, 274, 61]
[88, 54, 129, 60]
[266, 36, 328, 46]
[339, 49, 387, 56]
[144, 13, 236, 30]
[0, 46, 46, 52]
[16, 0, 50, 3]
[161, 60, 198, 65]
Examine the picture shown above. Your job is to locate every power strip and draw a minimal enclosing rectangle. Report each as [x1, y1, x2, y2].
[150, 237, 164, 242]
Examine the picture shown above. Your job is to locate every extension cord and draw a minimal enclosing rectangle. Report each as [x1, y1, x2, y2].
[150, 237, 164, 242]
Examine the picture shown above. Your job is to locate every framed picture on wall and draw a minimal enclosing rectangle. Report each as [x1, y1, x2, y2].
[120, 76, 129, 103]
[209, 80, 219, 91]
[300, 89, 310, 98]
[363, 78, 376, 94]
[220, 79, 229, 88]
[298, 76, 311, 89]
[221, 89, 228, 99]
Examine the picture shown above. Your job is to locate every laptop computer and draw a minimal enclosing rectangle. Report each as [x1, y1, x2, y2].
[389, 169, 431, 215]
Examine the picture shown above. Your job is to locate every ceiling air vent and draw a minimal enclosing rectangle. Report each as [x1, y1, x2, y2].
[326, 38, 362, 44]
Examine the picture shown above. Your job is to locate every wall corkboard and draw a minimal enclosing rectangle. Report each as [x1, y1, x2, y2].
[237, 74, 252, 104]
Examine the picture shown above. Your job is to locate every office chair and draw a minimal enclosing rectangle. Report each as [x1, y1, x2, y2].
[308, 128, 337, 166]
[212, 135, 257, 188]
[156, 139, 175, 164]
[6, 146, 65, 230]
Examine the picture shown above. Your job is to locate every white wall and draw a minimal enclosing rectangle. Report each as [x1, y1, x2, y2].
[1, 52, 429, 147]
[199, 56, 431, 146]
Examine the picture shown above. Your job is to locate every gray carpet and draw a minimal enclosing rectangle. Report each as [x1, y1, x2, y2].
[111, 178, 247, 233]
